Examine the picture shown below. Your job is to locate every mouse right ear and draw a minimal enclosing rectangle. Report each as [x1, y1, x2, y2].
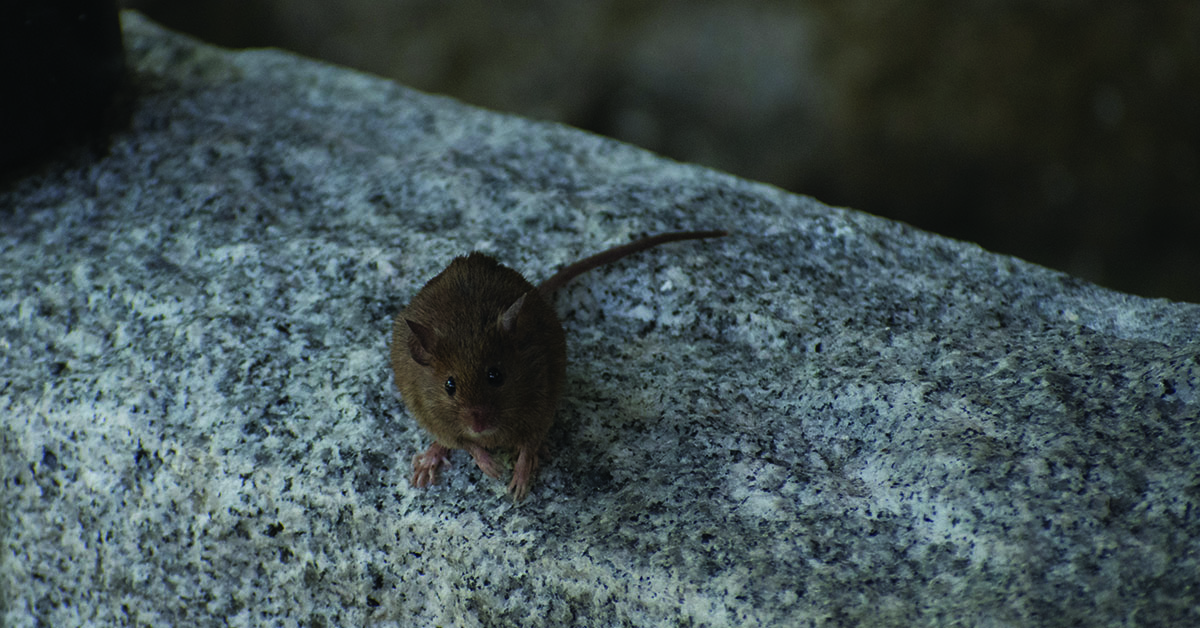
[406, 319, 437, 366]
[499, 292, 527, 334]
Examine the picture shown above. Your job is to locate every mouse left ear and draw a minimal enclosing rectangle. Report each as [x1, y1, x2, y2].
[499, 292, 527, 333]
[406, 319, 437, 366]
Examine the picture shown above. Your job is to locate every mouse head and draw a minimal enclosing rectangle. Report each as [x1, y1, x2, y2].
[403, 290, 560, 448]
[405, 292, 524, 431]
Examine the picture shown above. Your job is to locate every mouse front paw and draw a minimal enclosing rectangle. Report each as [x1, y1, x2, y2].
[467, 444, 503, 479]
[411, 442, 451, 488]
[508, 446, 540, 502]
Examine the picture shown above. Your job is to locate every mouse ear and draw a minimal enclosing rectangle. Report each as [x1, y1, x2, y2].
[406, 319, 437, 366]
[499, 292, 527, 334]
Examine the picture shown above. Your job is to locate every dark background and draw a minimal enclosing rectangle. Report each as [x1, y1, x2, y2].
[123, 0, 1200, 303]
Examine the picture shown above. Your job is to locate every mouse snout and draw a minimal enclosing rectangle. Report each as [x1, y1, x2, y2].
[465, 405, 497, 434]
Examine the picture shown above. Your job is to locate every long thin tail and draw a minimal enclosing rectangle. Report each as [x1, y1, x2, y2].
[538, 230, 727, 295]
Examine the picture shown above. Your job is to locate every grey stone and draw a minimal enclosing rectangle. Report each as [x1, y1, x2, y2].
[2, 11, 1198, 627]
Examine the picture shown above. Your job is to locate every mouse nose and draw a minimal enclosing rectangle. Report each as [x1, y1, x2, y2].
[466, 406, 497, 434]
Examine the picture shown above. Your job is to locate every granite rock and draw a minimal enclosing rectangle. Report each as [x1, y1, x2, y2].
[2, 12, 1198, 627]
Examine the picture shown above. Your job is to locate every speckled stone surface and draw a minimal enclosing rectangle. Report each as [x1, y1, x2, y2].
[3, 12, 1199, 628]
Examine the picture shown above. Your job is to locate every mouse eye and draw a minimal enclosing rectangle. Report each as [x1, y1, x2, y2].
[444, 377, 456, 397]
[487, 367, 505, 387]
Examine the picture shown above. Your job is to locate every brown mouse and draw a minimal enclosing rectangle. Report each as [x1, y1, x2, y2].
[390, 230, 725, 501]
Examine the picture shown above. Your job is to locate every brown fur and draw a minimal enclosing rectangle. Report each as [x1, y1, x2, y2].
[390, 231, 725, 501]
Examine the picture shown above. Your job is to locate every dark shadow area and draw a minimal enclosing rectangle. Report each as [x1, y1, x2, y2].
[122, 0, 1200, 302]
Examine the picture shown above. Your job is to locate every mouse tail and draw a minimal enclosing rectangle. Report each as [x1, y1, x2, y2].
[537, 229, 726, 295]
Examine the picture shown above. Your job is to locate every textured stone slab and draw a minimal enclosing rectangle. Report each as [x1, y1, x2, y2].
[2, 11, 1198, 627]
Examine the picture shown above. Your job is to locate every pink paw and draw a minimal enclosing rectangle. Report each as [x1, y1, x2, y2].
[508, 447, 540, 502]
[467, 444, 503, 479]
[411, 442, 450, 488]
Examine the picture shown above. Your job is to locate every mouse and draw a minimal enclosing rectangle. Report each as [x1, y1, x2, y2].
[390, 230, 726, 501]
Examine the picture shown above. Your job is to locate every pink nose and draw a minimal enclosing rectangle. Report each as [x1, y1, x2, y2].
[467, 406, 495, 433]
